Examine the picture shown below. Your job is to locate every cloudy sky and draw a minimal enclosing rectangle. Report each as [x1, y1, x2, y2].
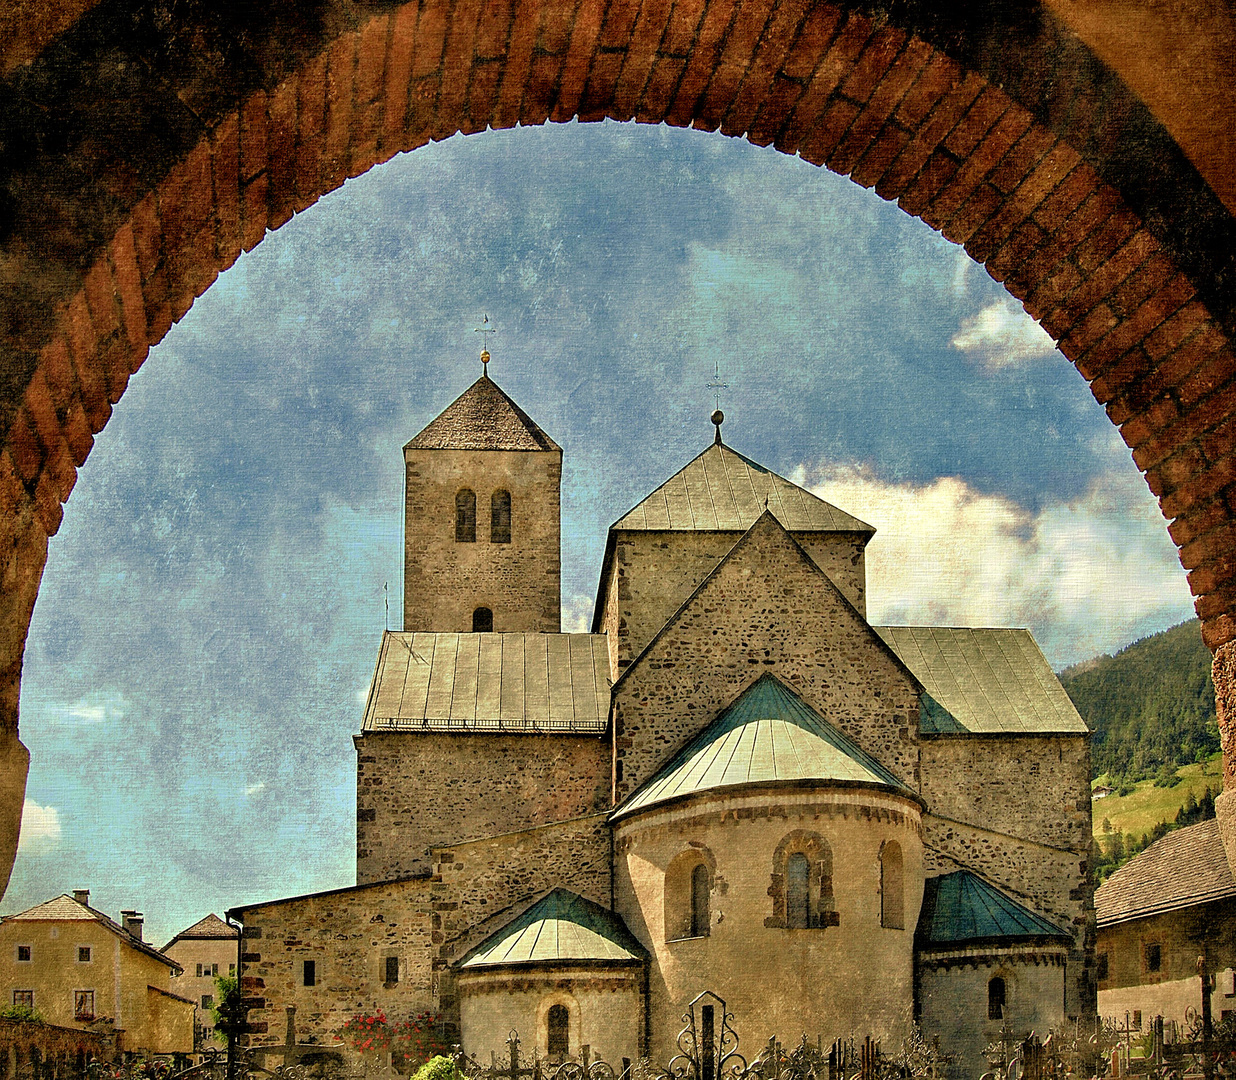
[5, 120, 1195, 944]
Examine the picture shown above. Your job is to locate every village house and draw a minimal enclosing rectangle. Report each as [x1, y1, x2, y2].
[163, 914, 240, 1050]
[0, 891, 194, 1056]
[1095, 818, 1236, 1033]
[229, 360, 1095, 1079]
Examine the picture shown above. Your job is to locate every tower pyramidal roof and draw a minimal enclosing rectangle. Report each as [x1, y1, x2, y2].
[406, 374, 560, 452]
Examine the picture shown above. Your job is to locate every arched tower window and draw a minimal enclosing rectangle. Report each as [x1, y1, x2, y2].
[690, 862, 711, 938]
[547, 1004, 569, 1060]
[472, 607, 493, 632]
[491, 490, 511, 544]
[455, 489, 476, 542]
[786, 853, 810, 929]
[880, 841, 904, 929]
[988, 977, 1006, 1020]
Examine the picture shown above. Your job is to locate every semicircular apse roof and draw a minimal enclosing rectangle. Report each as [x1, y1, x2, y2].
[610, 674, 918, 821]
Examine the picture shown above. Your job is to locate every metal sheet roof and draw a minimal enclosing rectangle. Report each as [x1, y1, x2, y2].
[456, 889, 647, 969]
[405, 375, 560, 451]
[611, 673, 916, 821]
[613, 443, 874, 533]
[1095, 819, 1236, 926]
[362, 632, 611, 732]
[873, 626, 1087, 734]
[916, 870, 1071, 946]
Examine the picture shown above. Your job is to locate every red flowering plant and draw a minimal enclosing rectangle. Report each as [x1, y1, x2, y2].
[335, 1011, 450, 1072]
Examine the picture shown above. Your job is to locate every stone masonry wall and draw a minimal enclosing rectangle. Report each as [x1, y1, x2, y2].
[602, 529, 868, 674]
[239, 814, 612, 1053]
[404, 447, 560, 633]
[611, 515, 920, 802]
[355, 730, 610, 883]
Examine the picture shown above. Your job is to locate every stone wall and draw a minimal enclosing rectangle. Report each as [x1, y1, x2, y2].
[600, 529, 868, 674]
[238, 814, 613, 1051]
[404, 447, 561, 634]
[355, 730, 611, 882]
[611, 515, 920, 802]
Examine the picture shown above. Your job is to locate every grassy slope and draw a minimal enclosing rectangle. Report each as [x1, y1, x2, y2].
[1091, 753, 1222, 839]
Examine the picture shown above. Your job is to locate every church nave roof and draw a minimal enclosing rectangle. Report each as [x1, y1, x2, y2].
[613, 442, 874, 533]
[362, 631, 610, 732]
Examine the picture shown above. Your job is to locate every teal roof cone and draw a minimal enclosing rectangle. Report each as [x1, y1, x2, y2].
[915, 869, 1071, 947]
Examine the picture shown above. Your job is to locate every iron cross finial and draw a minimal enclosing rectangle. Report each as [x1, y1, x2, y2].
[706, 357, 729, 443]
[475, 315, 497, 371]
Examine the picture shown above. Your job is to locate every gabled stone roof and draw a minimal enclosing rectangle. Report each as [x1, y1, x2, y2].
[1095, 818, 1236, 926]
[405, 375, 559, 451]
[455, 889, 647, 969]
[612, 443, 873, 533]
[874, 626, 1088, 735]
[162, 913, 237, 950]
[6, 895, 181, 969]
[362, 632, 611, 733]
[916, 870, 1071, 947]
[611, 673, 918, 821]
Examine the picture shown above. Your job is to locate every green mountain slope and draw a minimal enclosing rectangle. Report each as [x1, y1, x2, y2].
[1059, 618, 1220, 782]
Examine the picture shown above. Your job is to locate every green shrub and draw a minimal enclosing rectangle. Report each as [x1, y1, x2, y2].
[0, 1004, 43, 1023]
[411, 1055, 462, 1080]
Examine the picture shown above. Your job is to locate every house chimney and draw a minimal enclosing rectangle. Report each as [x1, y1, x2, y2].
[72, 889, 89, 907]
[120, 910, 144, 941]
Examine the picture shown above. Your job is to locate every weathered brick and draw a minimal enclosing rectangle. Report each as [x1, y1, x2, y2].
[22, 371, 59, 458]
[893, 48, 960, 129]
[721, 0, 814, 137]
[936, 181, 1001, 245]
[613, 0, 678, 122]
[942, 85, 1006, 160]
[212, 113, 243, 261]
[987, 124, 1055, 195]
[129, 191, 163, 284]
[1144, 300, 1211, 365]
[267, 78, 300, 230]
[1170, 496, 1232, 550]
[899, 149, 959, 217]
[662, 0, 712, 60]
[747, 74, 807, 146]
[40, 337, 76, 413]
[849, 120, 915, 190]
[699, 0, 781, 130]
[800, 98, 859, 166]
[985, 218, 1048, 283]
[109, 223, 149, 359]
[241, 174, 269, 254]
[1058, 304, 1117, 362]
[828, 37, 929, 176]
[1072, 208, 1138, 274]
[9, 408, 43, 483]
[240, 91, 269, 184]
[437, 0, 483, 136]
[929, 105, 1032, 226]
[323, 33, 357, 190]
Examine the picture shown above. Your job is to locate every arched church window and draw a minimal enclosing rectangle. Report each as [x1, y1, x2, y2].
[455, 489, 476, 542]
[472, 607, 493, 633]
[880, 841, 904, 929]
[547, 1004, 569, 1060]
[988, 977, 1006, 1021]
[690, 862, 710, 938]
[786, 853, 810, 928]
[770, 832, 837, 929]
[491, 490, 511, 543]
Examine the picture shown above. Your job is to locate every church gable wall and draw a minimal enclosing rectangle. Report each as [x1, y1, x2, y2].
[238, 815, 612, 1055]
[404, 447, 561, 633]
[356, 731, 611, 884]
[603, 531, 868, 674]
[919, 735, 1092, 853]
[611, 518, 920, 803]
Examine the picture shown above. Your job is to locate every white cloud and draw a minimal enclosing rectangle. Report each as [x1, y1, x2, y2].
[561, 594, 594, 634]
[951, 299, 1057, 368]
[18, 800, 61, 853]
[790, 462, 1195, 668]
[56, 691, 129, 724]
[244, 782, 267, 798]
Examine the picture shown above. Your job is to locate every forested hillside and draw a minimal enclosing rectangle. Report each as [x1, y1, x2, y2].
[1059, 619, 1220, 784]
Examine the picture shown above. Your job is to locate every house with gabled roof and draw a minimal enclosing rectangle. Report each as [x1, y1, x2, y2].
[1095, 818, 1236, 1031]
[0, 890, 194, 1056]
[229, 361, 1094, 1078]
[162, 914, 239, 1049]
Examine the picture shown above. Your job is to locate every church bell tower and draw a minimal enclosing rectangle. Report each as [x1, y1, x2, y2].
[402, 349, 562, 633]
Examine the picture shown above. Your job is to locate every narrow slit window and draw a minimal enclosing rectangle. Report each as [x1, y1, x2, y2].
[786, 853, 810, 929]
[880, 841, 904, 929]
[988, 977, 1006, 1021]
[455, 489, 476, 542]
[547, 1004, 569, 1060]
[491, 490, 511, 544]
[690, 863, 710, 937]
[473, 607, 493, 632]
[384, 956, 399, 984]
[303, 960, 316, 987]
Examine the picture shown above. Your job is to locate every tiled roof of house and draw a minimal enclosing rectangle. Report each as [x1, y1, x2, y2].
[405, 375, 559, 451]
[1095, 818, 1236, 926]
[611, 673, 918, 822]
[455, 889, 646, 969]
[162, 913, 238, 950]
[874, 626, 1087, 734]
[362, 632, 611, 732]
[916, 870, 1071, 947]
[6, 895, 181, 970]
[612, 443, 873, 533]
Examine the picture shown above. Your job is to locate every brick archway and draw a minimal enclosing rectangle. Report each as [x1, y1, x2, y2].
[1, 0, 1235, 888]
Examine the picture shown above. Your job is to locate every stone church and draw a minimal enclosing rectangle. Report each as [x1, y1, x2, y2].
[229, 359, 1095, 1079]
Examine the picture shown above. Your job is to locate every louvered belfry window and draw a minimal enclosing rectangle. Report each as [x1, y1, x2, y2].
[491, 490, 511, 543]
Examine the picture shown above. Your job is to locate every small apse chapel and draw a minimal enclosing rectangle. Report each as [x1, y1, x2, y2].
[229, 353, 1095, 1079]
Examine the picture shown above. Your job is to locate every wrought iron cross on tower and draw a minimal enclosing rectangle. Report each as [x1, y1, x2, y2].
[475, 315, 497, 370]
[707, 357, 729, 444]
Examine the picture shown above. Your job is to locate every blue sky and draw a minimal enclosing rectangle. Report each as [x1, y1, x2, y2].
[4, 120, 1195, 945]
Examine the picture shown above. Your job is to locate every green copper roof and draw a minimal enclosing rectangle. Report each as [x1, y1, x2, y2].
[611, 674, 916, 821]
[455, 890, 647, 969]
[874, 627, 1087, 734]
[916, 870, 1071, 947]
[613, 443, 874, 533]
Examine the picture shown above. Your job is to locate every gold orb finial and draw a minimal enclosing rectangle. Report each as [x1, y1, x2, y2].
[481, 348, 490, 369]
